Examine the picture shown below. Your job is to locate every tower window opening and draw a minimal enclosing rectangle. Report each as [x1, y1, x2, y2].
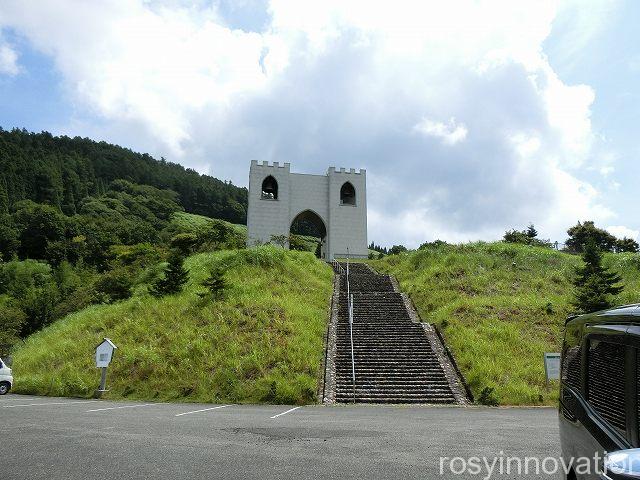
[261, 176, 278, 200]
[340, 182, 356, 205]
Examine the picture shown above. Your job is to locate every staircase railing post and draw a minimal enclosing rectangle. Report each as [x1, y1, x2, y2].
[346, 248, 350, 300]
[349, 292, 356, 403]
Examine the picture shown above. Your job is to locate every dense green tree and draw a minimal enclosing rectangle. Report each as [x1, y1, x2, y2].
[503, 224, 551, 247]
[368, 242, 388, 254]
[94, 271, 133, 303]
[566, 221, 617, 253]
[389, 245, 408, 255]
[288, 234, 313, 252]
[0, 300, 26, 355]
[0, 215, 20, 260]
[170, 233, 199, 255]
[572, 241, 624, 313]
[0, 259, 54, 298]
[107, 243, 162, 270]
[19, 284, 59, 336]
[61, 185, 76, 215]
[419, 240, 449, 249]
[0, 259, 60, 335]
[197, 220, 245, 251]
[12, 201, 69, 261]
[269, 234, 288, 248]
[615, 237, 639, 253]
[0, 180, 9, 214]
[503, 229, 531, 244]
[54, 261, 82, 296]
[150, 253, 189, 297]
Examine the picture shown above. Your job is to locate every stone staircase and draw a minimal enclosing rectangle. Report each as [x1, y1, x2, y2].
[329, 262, 463, 404]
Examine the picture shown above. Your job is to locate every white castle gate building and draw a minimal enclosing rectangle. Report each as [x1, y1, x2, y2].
[246, 160, 368, 260]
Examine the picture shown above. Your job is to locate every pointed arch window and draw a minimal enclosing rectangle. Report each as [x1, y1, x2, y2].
[261, 175, 278, 200]
[340, 181, 356, 205]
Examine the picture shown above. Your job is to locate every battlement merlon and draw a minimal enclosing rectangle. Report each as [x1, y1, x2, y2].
[327, 166, 366, 175]
[250, 160, 291, 172]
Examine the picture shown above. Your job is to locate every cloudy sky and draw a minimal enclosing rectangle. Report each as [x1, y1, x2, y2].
[0, 0, 638, 247]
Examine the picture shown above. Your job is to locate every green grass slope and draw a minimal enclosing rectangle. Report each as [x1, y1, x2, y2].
[11, 247, 333, 404]
[370, 243, 640, 406]
[169, 211, 247, 235]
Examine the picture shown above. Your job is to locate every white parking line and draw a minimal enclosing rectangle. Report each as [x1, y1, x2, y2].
[175, 404, 233, 417]
[86, 403, 164, 413]
[3, 401, 97, 408]
[270, 406, 302, 419]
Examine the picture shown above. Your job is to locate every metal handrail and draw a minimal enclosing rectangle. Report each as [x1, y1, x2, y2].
[346, 249, 356, 403]
[349, 292, 355, 403]
[332, 259, 345, 275]
[332, 254, 356, 403]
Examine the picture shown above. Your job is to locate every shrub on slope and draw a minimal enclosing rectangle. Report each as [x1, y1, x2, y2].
[371, 242, 640, 405]
[11, 247, 333, 404]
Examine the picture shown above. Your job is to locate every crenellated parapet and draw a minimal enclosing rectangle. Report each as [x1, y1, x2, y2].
[327, 166, 366, 175]
[250, 160, 291, 172]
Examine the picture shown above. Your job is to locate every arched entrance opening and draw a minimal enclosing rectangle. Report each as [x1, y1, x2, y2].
[290, 210, 327, 259]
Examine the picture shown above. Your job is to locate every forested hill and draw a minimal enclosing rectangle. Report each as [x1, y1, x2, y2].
[0, 128, 247, 224]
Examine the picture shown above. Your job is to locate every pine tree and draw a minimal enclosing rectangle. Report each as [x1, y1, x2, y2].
[0, 180, 9, 214]
[573, 240, 624, 313]
[151, 253, 189, 297]
[61, 187, 76, 215]
[526, 224, 538, 239]
[198, 267, 227, 300]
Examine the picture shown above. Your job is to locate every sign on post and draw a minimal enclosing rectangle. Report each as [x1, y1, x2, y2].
[95, 338, 117, 396]
[544, 352, 561, 385]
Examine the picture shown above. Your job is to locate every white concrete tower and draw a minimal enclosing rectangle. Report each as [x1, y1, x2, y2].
[246, 161, 368, 260]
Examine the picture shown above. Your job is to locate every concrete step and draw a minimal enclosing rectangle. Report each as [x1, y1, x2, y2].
[335, 357, 441, 363]
[336, 378, 451, 384]
[336, 369, 447, 376]
[335, 344, 432, 349]
[336, 384, 453, 391]
[335, 395, 455, 404]
[335, 369, 448, 376]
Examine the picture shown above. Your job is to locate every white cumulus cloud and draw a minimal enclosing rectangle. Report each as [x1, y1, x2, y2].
[0, 0, 622, 246]
[0, 40, 20, 75]
[607, 226, 639, 241]
[414, 118, 468, 146]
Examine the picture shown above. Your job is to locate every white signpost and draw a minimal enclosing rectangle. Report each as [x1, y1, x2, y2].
[95, 338, 117, 396]
[544, 352, 561, 385]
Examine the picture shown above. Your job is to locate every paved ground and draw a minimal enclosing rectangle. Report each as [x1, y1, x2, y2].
[2, 394, 562, 479]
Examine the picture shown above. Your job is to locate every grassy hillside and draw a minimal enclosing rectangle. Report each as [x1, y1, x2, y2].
[167, 212, 319, 253]
[169, 211, 247, 235]
[0, 128, 247, 224]
[370, 242, 640, 406]
[11, 247, 333, 404]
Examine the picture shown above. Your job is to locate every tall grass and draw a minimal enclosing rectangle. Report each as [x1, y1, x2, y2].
[169, 211, 247, 234]
[11, 246, 333, 404]
[371, 243, 640, 405]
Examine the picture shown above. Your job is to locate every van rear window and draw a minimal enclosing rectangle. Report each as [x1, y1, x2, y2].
[587, 340, 626, 434]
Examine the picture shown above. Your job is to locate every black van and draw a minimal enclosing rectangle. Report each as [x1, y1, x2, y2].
[560, 304, 640, 479]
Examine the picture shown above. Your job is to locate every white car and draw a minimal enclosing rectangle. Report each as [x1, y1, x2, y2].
[0, 357, 13, 394]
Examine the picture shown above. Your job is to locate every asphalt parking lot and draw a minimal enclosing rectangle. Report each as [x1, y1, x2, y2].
[2, 394, 562, 479]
